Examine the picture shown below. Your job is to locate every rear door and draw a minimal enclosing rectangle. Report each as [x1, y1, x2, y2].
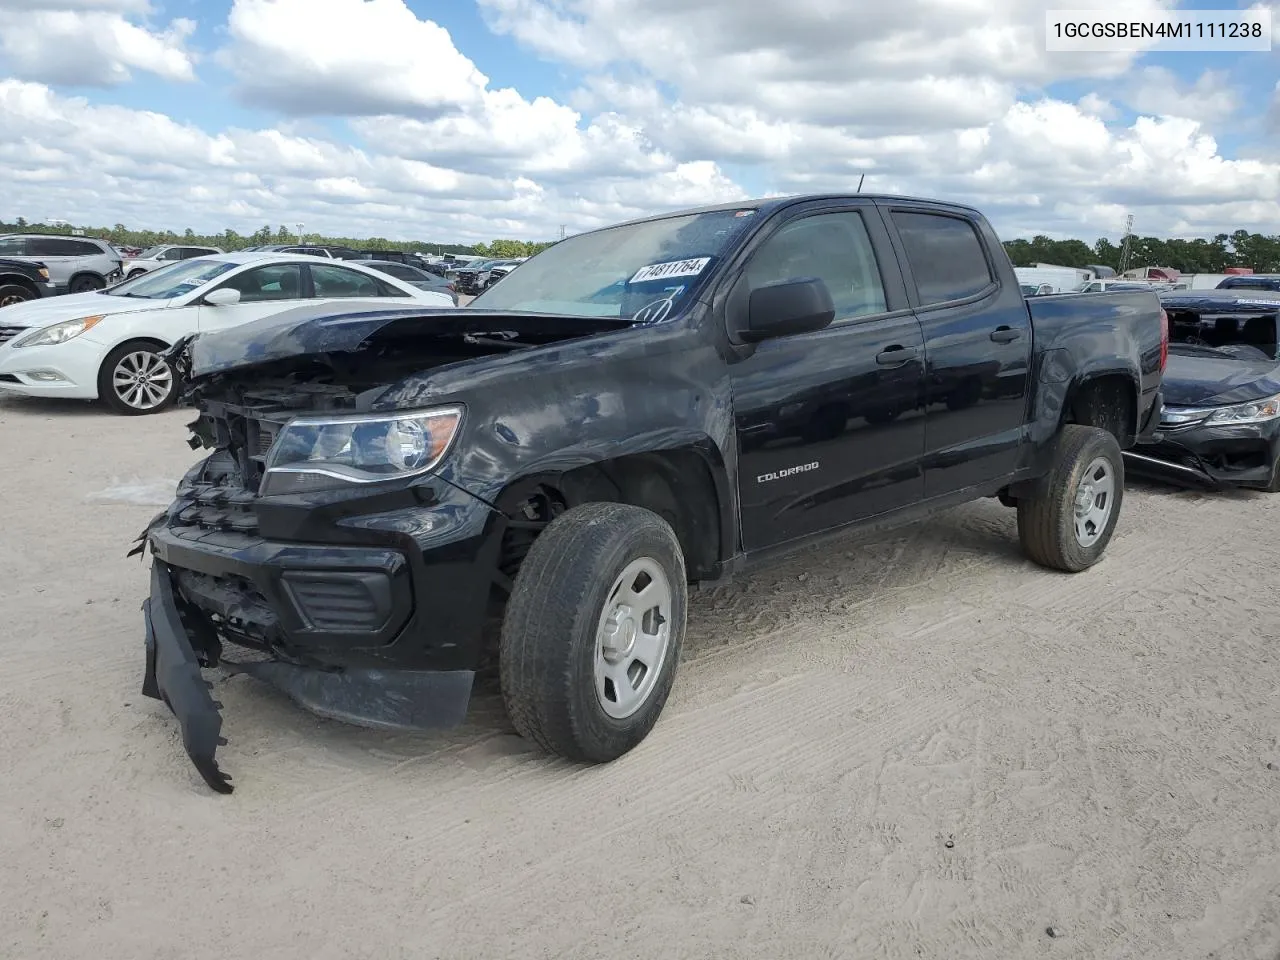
[728, 202, 927, 551]
[307, 262, 415, 302]
[881, 204, 1033, 496]
[25, 238, 77, 286]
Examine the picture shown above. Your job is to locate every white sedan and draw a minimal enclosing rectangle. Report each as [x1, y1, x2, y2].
[0, 253, 455, 414]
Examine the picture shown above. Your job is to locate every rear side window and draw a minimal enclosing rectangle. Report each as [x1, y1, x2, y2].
[376, 263, 419, 280]
[28, 238, 95, 257]
[891, 212, 993, 306]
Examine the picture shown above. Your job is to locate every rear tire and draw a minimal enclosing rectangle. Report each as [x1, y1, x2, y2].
[499, 501, 687, 763]
[0, 283, 36, 307]
[97, 340, 178, 415]
[1017, 425, 1124, 572]
[69, 274, 105, 294]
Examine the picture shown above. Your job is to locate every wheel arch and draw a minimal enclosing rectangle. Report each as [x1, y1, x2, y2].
[489, 443, 733, 586]
[0, 274, 40, 298]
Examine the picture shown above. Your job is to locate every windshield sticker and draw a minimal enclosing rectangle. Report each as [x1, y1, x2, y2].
[734, 210, 757, 217]
[633, 286, 686, 324]
[630, 257, 711, 284]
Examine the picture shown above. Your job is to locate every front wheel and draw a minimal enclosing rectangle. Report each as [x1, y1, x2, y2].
[97, 341, 178, 415]
[0, 283, 36, 307]
[69, 274, 105, 294]
[499, 501, 687, 763]
[1017, 425, 1124, 572]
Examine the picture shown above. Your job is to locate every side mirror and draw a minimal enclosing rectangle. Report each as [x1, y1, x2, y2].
[203, 287, 241, 306]
[740, 277, 836, 343]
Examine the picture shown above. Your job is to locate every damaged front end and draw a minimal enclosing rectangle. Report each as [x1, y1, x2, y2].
[136, 304, 629, 792]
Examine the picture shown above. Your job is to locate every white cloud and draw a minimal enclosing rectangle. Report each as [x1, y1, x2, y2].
[0, 0, 1276, 247]
[0, 1, 196, 85]
[0, 80, 745, 242]
[220, 0, 488, 117]
[1123, 67, 1239, 125]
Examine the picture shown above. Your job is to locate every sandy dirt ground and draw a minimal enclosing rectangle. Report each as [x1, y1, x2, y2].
[2, 391, 1279, 960]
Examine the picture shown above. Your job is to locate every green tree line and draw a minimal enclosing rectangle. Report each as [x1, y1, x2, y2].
[3, 217, 1277, 273]
[1003, 231, 1280, 274]
[0, 219, 556, 259]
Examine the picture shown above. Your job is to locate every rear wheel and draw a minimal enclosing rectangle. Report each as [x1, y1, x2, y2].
[69, 274, 105, 294]
[97, 340, 178, 415]
[1017, 425, 1124, 572]
[127, 269, 147, 280]
[0, 283, 35, 307]
[499, 501, 687, 763]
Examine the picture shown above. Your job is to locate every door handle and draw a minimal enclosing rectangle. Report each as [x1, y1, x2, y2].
[875, 345, 918, 366]
[990, 326, 1021, 343]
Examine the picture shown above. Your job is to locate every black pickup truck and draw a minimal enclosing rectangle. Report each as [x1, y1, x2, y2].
[135, 194, 1166, 792]
[0, 257, 56, 308]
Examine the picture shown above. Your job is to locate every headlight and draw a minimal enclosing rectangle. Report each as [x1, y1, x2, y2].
[260, 406, 463, 496]
[12, 315, 104, 348]
[1204, 394, 1280, 425]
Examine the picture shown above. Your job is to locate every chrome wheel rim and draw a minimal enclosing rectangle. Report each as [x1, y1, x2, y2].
[1073, 456, 1115, 547]
[594, 557, 673, 719]
[112, 351, 173, 410]
[0, 292, 27, 307]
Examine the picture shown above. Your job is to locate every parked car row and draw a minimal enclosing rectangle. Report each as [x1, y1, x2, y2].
[0, 252, 455, 413]
[0, 233, 124, 294]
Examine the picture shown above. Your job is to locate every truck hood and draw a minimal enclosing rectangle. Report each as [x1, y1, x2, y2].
[1163, 348, 1280, 406]
[0, 290, 172, 328]
[185, 301, 635, 378]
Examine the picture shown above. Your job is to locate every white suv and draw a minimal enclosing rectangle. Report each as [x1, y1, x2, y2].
[0, 234, 124, 294]
[124, 244, 225, 279]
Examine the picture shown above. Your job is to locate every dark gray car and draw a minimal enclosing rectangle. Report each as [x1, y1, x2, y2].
[0, 234, 124, 294]
[360, 259, 459, 304]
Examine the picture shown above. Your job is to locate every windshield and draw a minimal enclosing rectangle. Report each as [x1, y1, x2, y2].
[106, 258, 237, 299]
[137, 245, 168, 259]
[1166, 306, 1279, 361]
[467, 208, 758, 318]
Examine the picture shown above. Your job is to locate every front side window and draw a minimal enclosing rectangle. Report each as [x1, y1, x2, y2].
[218, 263, 304, 302]
[106, 259, 238, 299]
[0, 236, 27, 256]
[468, 208, 760, 319]
[891, 211, 994, 306]
[743, 211, 888, 320]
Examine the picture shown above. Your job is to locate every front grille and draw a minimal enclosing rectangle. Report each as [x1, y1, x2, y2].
[171, 469, 260, 535]
[0, 326, 24, 345]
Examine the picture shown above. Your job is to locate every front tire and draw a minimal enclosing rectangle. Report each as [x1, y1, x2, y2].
[97, 340, 178, 415]
[0, 283, 36, 307]
[499, 501, 687, 763]
[1017, 425, 1124, 572]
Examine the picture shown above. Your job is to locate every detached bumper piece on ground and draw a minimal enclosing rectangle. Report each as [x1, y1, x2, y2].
[141, 555, 475, 794]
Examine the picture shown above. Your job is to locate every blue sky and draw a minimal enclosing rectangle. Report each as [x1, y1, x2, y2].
[0, 0, 1275, 243]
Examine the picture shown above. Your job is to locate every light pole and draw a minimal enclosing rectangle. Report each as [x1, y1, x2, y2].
[295, 222, 305, 241]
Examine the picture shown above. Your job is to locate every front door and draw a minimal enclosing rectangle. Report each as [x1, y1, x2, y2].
[883, 206, 1033, 496]
[729, 206, 927, 552]
[195, 262, 309, 332]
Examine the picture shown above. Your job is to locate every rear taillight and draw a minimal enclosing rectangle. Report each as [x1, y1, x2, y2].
[1159, 308, 1168, 371]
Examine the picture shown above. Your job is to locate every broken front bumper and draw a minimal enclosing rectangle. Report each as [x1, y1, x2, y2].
[142, 560, 233, 793]
[142, 557, 480, 793]
[1123, 416, 1280, 491]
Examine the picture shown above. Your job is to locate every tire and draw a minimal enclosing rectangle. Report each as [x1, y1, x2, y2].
[0, 283, 36, 307]
[127, 269, 147, 280]
[499, 501, 687, 763]
[69, 274, 105, 294]
[97, 340, 178, 415]
[1017, 424, 1124, 572]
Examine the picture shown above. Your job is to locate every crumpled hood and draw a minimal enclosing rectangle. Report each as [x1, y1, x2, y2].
[0, 290, 172, 329]
[1163, 349, 1280, 406]
[185, 300, 634, 378]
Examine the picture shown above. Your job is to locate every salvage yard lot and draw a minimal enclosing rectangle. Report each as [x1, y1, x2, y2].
[2, 392, 1278, 960]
